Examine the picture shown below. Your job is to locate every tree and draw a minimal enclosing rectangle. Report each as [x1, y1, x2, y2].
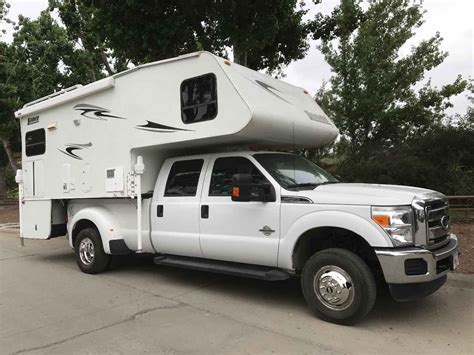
[51, 0, 315, 74]
[316, 0, 467, 158]
[0, 9, 103, 171]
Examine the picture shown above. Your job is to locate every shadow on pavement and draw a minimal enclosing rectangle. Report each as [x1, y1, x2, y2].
[37, 250, 454, 327]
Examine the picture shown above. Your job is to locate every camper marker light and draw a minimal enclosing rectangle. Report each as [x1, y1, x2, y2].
[224, 60, 231, 66]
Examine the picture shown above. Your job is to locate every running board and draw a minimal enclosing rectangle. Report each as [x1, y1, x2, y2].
[153, 255, 291, 281]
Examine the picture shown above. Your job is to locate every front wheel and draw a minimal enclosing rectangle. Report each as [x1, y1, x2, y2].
[301, 248, 376, 325]
[74, 227, 111, 274]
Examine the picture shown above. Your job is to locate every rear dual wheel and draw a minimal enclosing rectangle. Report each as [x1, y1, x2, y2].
[74, 227, 111, 274]
[301, 248, 376, 325]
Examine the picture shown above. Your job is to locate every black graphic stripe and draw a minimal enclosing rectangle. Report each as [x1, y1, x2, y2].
[73, 104, 125, 120]
[254, 79, 293, 105]
[58, 142, 92, 160]
[136, 120, 192, 132]
[58, 148, 83, 160]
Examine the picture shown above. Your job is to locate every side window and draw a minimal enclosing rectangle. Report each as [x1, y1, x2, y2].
[25, 129, 46, 157]
[164, 159, 204, 197]
[180, 73, 217, 124]
[209, 157, 268, 196]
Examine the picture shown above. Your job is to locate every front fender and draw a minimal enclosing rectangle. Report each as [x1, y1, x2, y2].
[278, 210, 393, 269]
[68, 206, 123, 254]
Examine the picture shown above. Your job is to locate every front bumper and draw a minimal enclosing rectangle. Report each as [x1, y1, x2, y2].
[375, 234, 459, 284]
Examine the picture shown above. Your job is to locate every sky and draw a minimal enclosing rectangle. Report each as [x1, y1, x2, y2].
[2, 0, 473, 115]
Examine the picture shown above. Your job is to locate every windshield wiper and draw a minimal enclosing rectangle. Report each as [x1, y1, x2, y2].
[317, 181, 339, 186]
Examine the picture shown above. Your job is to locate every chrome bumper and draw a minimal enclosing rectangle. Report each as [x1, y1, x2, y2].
[375, 234, 459, 284]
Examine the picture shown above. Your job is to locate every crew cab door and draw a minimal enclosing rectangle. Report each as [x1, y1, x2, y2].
[150, 155, 210, 257]
[199, 155, 280, 267]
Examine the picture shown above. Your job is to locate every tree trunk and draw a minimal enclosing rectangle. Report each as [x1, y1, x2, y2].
[2, 139, 18, 172]
[233, 44, 248, 67]
[100, 50, 115, 76]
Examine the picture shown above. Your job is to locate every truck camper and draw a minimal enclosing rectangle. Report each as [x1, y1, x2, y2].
[15, 52, 459, 324]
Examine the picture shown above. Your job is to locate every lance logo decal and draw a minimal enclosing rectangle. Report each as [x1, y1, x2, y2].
[58, 142, 92, 160]
[74, 104, 125, 120]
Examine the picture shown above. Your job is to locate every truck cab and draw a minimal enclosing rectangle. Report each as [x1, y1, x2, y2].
[67, 150, 459, 324]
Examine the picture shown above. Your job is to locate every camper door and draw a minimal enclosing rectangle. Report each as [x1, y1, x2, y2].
[21, 127, 52, 239]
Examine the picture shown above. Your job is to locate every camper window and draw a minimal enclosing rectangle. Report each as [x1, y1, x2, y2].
[164, 159, 204, 197]
[25, 129, 46, 157]
[180, 73, 217, 124]
[209, 157, 268, 196]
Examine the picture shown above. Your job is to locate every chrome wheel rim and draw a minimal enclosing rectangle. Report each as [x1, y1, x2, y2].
[313, 265, 354, 311]
[79, 237, 95, 266]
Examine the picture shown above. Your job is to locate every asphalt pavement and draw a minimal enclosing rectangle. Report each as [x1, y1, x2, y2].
[1, 230, 473, 354]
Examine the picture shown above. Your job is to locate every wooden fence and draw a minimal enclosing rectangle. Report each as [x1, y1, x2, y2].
[448, 196, 474, 222]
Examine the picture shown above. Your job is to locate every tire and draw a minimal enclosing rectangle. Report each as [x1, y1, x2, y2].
[74, 227, 111, 274]
[301, 248, 376, 325]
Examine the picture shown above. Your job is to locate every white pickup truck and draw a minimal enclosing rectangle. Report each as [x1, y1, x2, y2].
[68, 151, 459, 324]
[15, 52, 459, 324]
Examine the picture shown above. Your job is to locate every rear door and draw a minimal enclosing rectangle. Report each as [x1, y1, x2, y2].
[199, 154, 281, 266]
[150, 155, 210, 257]
[23, 128, 46, 198]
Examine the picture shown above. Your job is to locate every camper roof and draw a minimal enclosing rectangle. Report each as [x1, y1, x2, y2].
[15, 52, 202, 119]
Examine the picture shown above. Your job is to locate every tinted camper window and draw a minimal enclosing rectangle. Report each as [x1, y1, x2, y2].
[181, 73, 217, 124]
[25, 129, 46, 157]
[164, 159, 204, 196]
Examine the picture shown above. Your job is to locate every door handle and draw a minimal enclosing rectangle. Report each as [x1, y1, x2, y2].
[201, 205, 209, 219]
[157, 205, 164, 217]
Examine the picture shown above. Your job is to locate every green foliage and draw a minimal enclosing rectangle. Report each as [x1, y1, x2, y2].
[333, 125, 474, 195]
[317, 0, 467, 158]
[0, 9, 104, 172]
[312, 0, 471, 194]
[51, 0, 313, 74]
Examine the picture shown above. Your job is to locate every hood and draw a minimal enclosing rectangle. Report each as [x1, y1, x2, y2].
[295, 183, 438, 206]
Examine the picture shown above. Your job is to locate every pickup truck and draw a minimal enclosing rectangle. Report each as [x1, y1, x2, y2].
[68, 151, 459, 324]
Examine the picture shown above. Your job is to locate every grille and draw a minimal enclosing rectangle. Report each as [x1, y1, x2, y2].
[426, 199, 450, 249]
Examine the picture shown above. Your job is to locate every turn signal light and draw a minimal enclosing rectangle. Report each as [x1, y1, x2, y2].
[232, 187, 240, 197]
[372, 215, 390, 227]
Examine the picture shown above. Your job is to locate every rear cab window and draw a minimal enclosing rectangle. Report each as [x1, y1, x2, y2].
[164, 159, 204, 197]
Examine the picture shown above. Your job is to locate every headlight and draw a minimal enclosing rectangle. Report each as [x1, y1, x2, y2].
[371, 206, 414, 246]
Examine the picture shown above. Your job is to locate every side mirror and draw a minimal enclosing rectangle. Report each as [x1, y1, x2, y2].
[231, 173, 276, 202]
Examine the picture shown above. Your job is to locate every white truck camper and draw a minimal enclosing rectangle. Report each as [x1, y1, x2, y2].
[15, 51, 459, 324]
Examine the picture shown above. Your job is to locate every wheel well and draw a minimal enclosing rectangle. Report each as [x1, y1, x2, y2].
[292, 227, 384, 281]
[71, 219, 98, 247]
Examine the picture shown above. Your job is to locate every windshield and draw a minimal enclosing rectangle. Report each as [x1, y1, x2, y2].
[253, 153, 338, 190]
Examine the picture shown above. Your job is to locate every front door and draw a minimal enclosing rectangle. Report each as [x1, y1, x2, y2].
[150, 156, 210, 257]
[199, 155, 281, 267]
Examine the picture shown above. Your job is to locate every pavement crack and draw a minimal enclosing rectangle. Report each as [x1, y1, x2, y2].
[0, 254, 36, 261]
[95, 274, 336, 353]
[173, 277, 226, 298]
[12, 304, 184, 355]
